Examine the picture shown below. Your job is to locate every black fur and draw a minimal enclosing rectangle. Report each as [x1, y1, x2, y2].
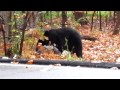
[43, 27, 82, 58]
[36, 39, 49, 51]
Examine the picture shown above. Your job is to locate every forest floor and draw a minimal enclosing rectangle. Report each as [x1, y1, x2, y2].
[0, 24, 120, 63]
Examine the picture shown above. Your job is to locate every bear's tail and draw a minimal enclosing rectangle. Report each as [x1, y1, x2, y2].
[81, 35, 97, 41]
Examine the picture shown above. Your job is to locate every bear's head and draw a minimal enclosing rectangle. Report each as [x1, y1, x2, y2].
[44, 30, 49, 37]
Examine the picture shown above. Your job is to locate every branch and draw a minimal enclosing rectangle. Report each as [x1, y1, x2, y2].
[81, 35, 97, 41]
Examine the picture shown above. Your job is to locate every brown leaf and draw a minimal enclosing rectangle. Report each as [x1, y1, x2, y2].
[11, 60, 19, 64]
[27, 60, 33, 64]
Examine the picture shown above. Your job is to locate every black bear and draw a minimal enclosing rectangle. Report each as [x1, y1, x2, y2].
[37, 27, 82, 58]
[36, 39, 49, 52]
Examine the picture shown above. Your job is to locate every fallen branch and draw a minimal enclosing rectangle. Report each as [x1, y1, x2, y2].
[81, 35, 97, 41]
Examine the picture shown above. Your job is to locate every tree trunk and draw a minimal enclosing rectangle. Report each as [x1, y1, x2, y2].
[105, 15, 108, 27]
[99, 11, 102, 31]
[73, 11, 84, 21]
[0, 11, 11, 41]
[19, 11, 31, 56]
[61, 11, 67, 28]
[90, 11, 96, 31]
[27, 11, 37, 28]
[50, 11, 52, 25]
[0, 11, 11, 56]
[112, 11, 120, 35]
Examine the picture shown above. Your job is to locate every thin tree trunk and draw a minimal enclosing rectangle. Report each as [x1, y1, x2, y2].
[19, 11, 32, 56]
[113, 11, 120, 35]
[61, 11, 67, 28]
[0, 11, 11, 56]
[90, 11, 96, 31]
[0, 18, 7, 56]
[0, 11, 11, 41]
[50, 11, 52, 25]
[99, 11, 102, 31]
[85, 11, 87, 16]
[105, 15, 108, 27]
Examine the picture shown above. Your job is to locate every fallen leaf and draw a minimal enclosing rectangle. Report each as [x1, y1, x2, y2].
[27, 60, 33, 64]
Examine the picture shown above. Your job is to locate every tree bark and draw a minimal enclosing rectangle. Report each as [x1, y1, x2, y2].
[0, 11, 11, 41]
[19, 11, 32, 56]
[112, 11, 120, 35]
[90, 11, 96, 31]
[99, 11, 102, 31]
[61, 11, 67, 28]
[0, 11, 11, 56]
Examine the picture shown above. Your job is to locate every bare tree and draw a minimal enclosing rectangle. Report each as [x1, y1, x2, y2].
[105, 14, 108, 27]
[112, 11, 120, 35]
[99, 11, 102, 31]
[19, 11, 32, 56]
[61, 11, 67, 28]
[27, 11, 38, 28]
[90, 11, 96, 31]
[0, 11, 11, 41]
[73, 11, 84, 21]
[0, 11, 11, 56]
